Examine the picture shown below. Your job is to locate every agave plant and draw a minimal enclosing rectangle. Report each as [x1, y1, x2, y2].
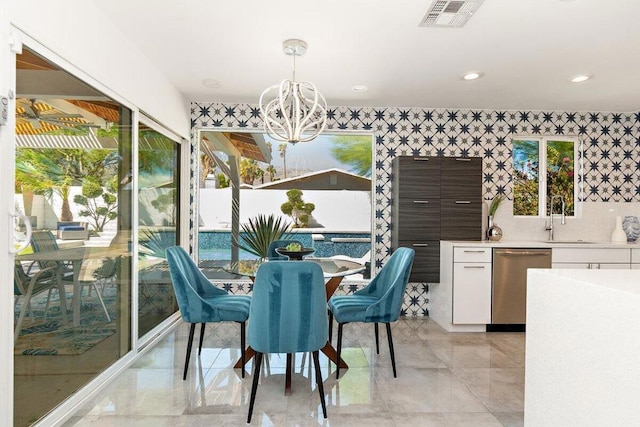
[139, 228, 175, 258]
[233, 214, 292, 258]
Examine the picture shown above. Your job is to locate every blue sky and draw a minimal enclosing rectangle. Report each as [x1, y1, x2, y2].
[266, 134, 366, 173]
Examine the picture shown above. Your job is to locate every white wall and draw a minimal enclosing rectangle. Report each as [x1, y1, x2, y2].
[199, 188, 372, 232]
[6, 0, 190, 137]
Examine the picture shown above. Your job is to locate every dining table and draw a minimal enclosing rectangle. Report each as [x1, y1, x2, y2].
[225, 256, 365, 394]
[16, 246, 112, 327]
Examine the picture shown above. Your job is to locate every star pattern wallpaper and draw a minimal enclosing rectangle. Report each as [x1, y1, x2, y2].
[189, 102, 640, 316]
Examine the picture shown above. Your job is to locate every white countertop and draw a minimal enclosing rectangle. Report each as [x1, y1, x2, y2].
[529, 268, 640, 294]
[442, 239, 640, 249]
[525, 268, 640, 426]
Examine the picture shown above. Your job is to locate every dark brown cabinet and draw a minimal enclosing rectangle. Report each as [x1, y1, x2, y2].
[392, 156, 482, 282]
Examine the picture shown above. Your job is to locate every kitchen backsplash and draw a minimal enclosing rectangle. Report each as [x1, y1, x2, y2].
[491, 201, 640, 242]
[190, 103, 640, 265]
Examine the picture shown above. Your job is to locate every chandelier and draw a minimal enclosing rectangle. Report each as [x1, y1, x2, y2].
[259, 39, 327, 144]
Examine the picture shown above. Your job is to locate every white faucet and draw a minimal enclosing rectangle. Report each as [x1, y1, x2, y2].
[545, 195, 566, 241]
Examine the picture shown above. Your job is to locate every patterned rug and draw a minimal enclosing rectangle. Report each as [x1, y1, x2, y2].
[14, 286, 117, 356]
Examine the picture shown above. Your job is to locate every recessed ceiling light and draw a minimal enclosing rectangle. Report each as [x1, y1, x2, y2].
[570, 74, 593, 83]
[202, 79, 221, 89]
[352, 84, 368, 93]
[462, 71, 483, 81]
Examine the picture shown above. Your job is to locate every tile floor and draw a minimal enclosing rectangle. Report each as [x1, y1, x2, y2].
[63, 318, 525, 426]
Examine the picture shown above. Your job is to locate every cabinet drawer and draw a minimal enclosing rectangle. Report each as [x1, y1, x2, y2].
[440, 200, 483, 240]
[440, 157, 483, 199]
[394, 157, 441, 199]
[552, 248, 630, 264]
[552, 262, 630, 270]
[454, 247, 492, 263]
[396, 199, 440, 240]
[632, 249, 640, 264]
[399, 240, 440, 283]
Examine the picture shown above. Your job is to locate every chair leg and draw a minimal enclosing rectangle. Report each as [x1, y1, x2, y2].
[247, 352, 263, 424]
[92, 282, 111, 322]
[328, 310, 333, 343]
[374, 323, 380, 354]
[198, 323, 206, 355]
[15, 284, 36, 343]
[336, 323, 344, 379]
[183, 323, 196, 380]
[44, 288, 54, 321]
[312, 350, 327, 418]
[240, 321, 246, 378]
[386, 323, 397, 378]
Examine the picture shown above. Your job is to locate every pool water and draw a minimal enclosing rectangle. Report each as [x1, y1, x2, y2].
[198, 248, 256, 260]
[197, 231, 370, 260]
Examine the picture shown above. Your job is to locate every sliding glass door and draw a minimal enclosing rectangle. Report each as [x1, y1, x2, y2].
[14, 47, 133, 426]
[137, 122, 180, 338]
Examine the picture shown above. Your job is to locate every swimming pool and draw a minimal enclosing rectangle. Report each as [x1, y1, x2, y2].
[197, 230, 370, 260]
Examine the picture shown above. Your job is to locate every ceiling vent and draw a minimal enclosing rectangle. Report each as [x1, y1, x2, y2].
[419, 0, 484, 28]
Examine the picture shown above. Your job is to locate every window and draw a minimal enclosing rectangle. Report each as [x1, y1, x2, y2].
[197, 132, 373, 270]
[512, 136, 580, 217]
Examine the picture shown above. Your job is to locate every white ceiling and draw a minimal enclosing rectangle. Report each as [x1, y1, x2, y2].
[92, 0, 640, 112]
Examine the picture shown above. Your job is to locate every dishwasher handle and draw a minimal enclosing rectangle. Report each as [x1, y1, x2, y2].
[494, 249, 552, 256]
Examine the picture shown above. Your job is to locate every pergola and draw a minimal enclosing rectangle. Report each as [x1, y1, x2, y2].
[200, 131, 272, 261]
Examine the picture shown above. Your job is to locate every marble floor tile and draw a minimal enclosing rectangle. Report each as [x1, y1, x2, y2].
[451, 367, 525, 413]
[391, 412, 505, 427]
[62, 319, 526, 426]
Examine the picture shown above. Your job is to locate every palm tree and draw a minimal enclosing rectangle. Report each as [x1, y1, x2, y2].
[266, 165, 277, 182]
[278, 143, 288, 178]
[239, 159, 263, 185]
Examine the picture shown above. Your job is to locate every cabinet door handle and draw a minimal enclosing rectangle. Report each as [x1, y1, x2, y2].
[455, 158, 472, 162]
[412, 243, 430, 247]
[413, 200, 429, 204]
[413, 157, 429, 161]
[455, 201, 471, 204]
[463, 250, 486, 253]
[463, 265, 485, 269]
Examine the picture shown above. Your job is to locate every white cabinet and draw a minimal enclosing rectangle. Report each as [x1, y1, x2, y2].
[452, 247, 492, 324]
[552, 247, 631, 270]
[632, 249, 640, 270]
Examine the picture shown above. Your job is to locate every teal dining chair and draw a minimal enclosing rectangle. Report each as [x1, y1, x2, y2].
[247, 261, 328, 423]
[267, 239, 303, 260]
[165, 246, 251, 380]
[328, 247, 415, 379]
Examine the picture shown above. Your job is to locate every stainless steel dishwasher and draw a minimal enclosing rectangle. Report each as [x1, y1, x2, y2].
[492, 248, 552, 324]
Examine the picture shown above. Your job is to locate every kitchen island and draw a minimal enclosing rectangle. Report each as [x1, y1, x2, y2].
[525, 269, 640, 426]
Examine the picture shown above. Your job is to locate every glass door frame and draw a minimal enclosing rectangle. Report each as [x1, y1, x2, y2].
[6, 28, 188, 426]
[136, 114, 189, 348]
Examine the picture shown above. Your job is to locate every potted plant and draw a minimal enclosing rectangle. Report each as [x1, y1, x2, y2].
[232, 214, 292, 258]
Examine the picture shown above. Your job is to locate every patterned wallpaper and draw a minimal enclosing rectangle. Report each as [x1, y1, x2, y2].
[190, 103, 640, 270]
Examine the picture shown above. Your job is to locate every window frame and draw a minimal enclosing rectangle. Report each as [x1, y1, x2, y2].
[512, 135, 582, 218]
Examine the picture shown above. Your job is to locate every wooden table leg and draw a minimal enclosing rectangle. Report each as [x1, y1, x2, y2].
[325, 276, 343, 300]
[234, 346, 256, 369]
[321, 342, 348, 369]
[285, 353, 293, 396]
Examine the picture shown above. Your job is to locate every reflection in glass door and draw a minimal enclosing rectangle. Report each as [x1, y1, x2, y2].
[13, 47, 132, 426]
[137, 123, 180, 338]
